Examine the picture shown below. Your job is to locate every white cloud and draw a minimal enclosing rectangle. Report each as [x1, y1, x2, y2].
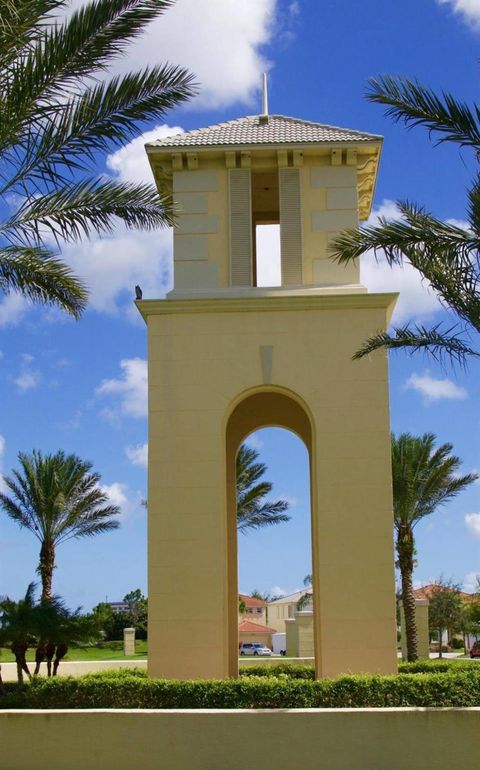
[59, 125, 183, 316]
[125, 442, 148, 468]
[279, 495, 298, 507]
[0, 294, 30, 327]
[13, 355, 41, 392]
[61, 226, 173, 316]
[404, 371, 468, 402]
[100, 482, 141, 520]
[270, 585, 287, 597]
[67, 0, 277, 109]
[463, 571, 480, 592]
[106, 124, 183, 186]
[96, 358, 147, 419]
[244, 434, 264, 450]
[465, 512, 480, 538]
[437, 0, 480, 26]
[360, 200, 442, 324]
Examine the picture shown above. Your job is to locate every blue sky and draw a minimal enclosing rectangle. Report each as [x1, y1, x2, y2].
[1, 0, 479, 609]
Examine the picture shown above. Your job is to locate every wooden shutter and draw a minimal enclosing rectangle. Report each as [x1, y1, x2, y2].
[229, 169, 252, 286]
[279, 168, 303, 285]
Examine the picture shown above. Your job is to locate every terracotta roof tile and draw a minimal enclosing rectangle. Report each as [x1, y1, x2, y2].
[239, 593, 266, 608]
[238, 620, 276, 634]
[413, 584, 474, 602]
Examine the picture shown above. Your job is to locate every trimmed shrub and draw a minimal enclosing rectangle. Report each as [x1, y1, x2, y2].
[2, 667, 480, 710]
[240, 664, 315, 679]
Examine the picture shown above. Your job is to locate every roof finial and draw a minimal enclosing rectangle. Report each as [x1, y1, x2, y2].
[260, 73, 269, 123]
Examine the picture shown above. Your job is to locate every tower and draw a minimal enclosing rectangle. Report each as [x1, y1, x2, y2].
[137, 102, 398, 680]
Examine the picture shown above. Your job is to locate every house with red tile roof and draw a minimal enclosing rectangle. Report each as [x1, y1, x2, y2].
[238, 594, 276, 649]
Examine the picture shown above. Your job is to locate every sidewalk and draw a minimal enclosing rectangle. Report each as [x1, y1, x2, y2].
[0, 659, 148, 682]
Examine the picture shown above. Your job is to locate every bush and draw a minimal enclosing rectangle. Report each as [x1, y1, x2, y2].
[398, 659, 474, 674]
[2, 666, 480, 710]
[240, 664, 314, 679]
[450, 638, 465, 650]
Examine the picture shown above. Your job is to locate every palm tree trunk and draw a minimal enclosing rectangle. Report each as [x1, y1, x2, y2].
[34, 641, 46, 676]
[53, 643, 68, 676]
[397, 528, 418, 662]
[0, 665, 4, 695]
[45, 640, 56, 677]
[39, 541, 55, 601]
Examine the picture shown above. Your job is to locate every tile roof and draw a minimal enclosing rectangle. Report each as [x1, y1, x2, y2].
[268, 589, 311, 605]
[238, 620, 277, 634]
[146, 114, 382, 150]
[413, 584, 475, 602]
[239, 593, 267, 608]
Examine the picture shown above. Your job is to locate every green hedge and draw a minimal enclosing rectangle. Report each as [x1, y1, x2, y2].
[240, 659, 477, 679]
[2, 667, 480, 709]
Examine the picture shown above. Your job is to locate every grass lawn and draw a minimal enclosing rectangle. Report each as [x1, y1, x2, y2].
[0, 641, 148, 663]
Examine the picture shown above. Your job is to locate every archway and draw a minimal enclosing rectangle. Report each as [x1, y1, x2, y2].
[225, 389, 317, 677]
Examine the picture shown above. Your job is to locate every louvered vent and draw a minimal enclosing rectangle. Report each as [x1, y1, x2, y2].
[279, 168, 303, 285]
[229, 169, 252, 286]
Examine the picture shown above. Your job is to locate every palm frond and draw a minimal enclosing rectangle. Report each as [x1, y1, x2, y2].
[4, 178, 176, 243]
[5, 64, 195, 192]
[237, 501, 290, 533]
[1, 1, 179, 146]
[330, 202, 480, 335]
[236, 443, 290, 533]
[367, 75, 480, 150]
[353, 324, 478, 367]
[0, 245, 87, 317]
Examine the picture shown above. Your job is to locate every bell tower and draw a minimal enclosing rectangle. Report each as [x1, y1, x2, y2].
[138, 96, 398, 680]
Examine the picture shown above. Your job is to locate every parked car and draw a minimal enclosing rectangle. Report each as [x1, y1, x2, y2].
[239, 643, 272, 656]
[470, 642, 480, 659]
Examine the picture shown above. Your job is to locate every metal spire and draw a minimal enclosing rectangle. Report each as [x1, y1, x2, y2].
[260, 73, 269, 123]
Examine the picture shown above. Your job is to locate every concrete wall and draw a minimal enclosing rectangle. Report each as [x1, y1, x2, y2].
[1, 709, 479, 770]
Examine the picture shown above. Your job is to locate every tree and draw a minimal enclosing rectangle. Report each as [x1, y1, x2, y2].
[0, 0, 195, 317]
[0, 584, 96, 685]
[428, 580, 463, 658]
[391, 433, 476, 661]
[330, 74, 480, 365]
[0, 449, 121, 601]
[0, 583, 37, 687]
[236, 444, 290, 533]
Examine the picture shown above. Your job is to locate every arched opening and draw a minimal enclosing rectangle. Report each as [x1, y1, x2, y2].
[225, 389, 317, 677]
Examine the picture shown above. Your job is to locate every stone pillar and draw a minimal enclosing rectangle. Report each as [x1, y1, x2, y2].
[285, 613, 314, 658]
[400, 599, 429, 660]
[123, 627, 136, 656]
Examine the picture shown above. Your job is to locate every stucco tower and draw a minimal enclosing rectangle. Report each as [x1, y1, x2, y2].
[138, 106, 398, 680]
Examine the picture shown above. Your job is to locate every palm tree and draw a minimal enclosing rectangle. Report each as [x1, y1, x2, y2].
[0, 0, 195, 317]
[329, 75, 480, 365]
[0, 583, 37, 687]
[0, 450, 121, 601]
[391, 433, 477, 661]
[236, 444, 290, 533]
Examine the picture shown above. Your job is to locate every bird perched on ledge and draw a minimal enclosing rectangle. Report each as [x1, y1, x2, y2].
[135, 285, 143, 300]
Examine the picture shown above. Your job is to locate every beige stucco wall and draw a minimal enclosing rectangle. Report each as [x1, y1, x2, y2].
[168, 152, 364, 293]
[2, 709, 479, 770]
[142, 291, 398, 680]
[286, 612, 314, 657]
[268, 600, 296, 633]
